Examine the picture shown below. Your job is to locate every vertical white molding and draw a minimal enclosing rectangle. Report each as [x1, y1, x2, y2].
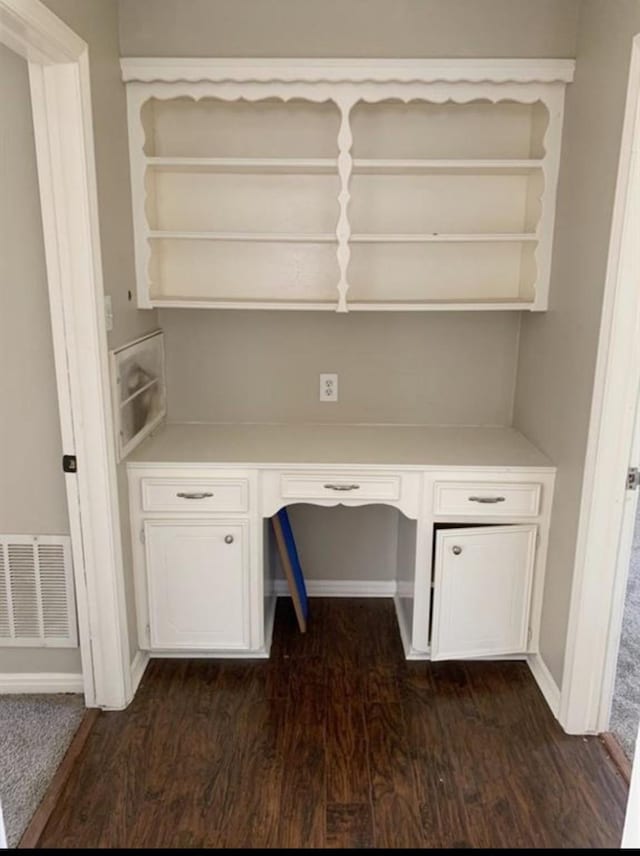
[28, 61, 97, 706]
[527, 653, 561, 715]
[411, 474, 431, 652]
[335, 97, 354, 313]
[29, 55, 132, 709]
[126, 85, 153, 308]
[533, 87, 566, 311]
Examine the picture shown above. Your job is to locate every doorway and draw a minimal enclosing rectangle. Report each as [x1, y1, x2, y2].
[0, 0, 132, 709]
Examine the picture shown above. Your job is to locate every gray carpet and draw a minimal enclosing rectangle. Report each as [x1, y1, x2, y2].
[0, 694, 84, 848]
[611, 506, 640, 762]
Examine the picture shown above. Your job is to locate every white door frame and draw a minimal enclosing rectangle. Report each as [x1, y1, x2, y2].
[0, 0, 131, 708]
[560, 34, 640, 734]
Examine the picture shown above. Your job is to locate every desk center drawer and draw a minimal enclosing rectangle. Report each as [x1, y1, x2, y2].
[280, 472, 401, 502]
[141, 477, 249, 513]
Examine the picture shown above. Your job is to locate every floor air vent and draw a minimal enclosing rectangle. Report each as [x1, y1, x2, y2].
[0, 535, 77, 647]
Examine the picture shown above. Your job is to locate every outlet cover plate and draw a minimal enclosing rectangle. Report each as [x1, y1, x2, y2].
[320, 373, 338, 402]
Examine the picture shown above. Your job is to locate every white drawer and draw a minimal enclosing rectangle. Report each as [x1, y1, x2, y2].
[280, 471, 401, 502]
[140, 477, 249, 513]
[433, 481, 541, 518]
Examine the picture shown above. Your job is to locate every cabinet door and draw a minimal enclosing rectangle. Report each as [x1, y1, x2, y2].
[431, 525, 536, 661]
[145, 520, 249, 650]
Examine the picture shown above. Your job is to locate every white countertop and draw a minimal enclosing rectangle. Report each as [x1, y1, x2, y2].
[127, 422, 554, 470]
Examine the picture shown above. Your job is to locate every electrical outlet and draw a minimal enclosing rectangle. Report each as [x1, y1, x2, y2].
[320, 373, 338, 402]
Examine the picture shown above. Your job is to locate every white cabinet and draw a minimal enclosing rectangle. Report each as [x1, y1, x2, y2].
[430, 524, 537, 660]
[122, 58, 573, 312]
[128, 466, 269, 656]
[126, 432, 555, 663]
[145, 520, 249, 650]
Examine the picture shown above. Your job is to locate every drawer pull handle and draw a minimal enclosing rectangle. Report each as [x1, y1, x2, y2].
[452, 545, 463, 556]
[323, 484, 361, 492]
[468, 496, 506, 504]
[176, 491, 214, 500]
[224, 534, 234, 545]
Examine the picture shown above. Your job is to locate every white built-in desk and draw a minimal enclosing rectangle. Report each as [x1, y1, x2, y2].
[126, 423, 555, 662]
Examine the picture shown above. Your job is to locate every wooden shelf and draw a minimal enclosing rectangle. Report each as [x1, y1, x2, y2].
[149, 231, 536, 244]
[352, 158, 544, 175]
[146, 157, 337, 174]
[350, 233, 538, 243]
[148, 297, 534, 312]
[149, 298, 337, 310]
[148, 230, 337, 243]
[347, 298, 536, 311]
[146, 156, 543, 176]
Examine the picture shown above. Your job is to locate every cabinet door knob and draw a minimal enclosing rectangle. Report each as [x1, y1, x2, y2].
[452, 545, 463, 555]
[224, 534, 234, 544]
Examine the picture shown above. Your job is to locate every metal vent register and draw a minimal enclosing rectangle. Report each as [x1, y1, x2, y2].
[0, 535, 77, 646]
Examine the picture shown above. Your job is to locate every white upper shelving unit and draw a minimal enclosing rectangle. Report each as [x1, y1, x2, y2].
[122, 58, 575, 312]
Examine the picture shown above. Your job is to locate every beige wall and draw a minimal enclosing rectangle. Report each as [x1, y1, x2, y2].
[161, 310, 520, 427]
[514, 0, 640, 684]
[0, 45, 80, 674]
[286, 505, 399, 582]
[43, 0, 159, 665]
[118, 0, 579, 58]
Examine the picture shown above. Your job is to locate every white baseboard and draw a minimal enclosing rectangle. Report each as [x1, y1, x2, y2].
[149, 650, 269, 659]
[396, 580, 414, 598]
[130, 649, 149, 697]
[528, 652, 561, 716]
[0, 672, 84, 694]
[274, 579, 397, 597]
[394, 595, 429, 660]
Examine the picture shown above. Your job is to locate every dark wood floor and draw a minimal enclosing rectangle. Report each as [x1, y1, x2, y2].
[39, 599, 627, 848]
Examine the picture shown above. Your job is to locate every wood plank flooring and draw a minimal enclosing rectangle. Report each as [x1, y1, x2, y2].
[38, 599, 628, 848]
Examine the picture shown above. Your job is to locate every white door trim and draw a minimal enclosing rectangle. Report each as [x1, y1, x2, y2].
[0, 0, 131, 708]
[560, 34, 640, 734]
